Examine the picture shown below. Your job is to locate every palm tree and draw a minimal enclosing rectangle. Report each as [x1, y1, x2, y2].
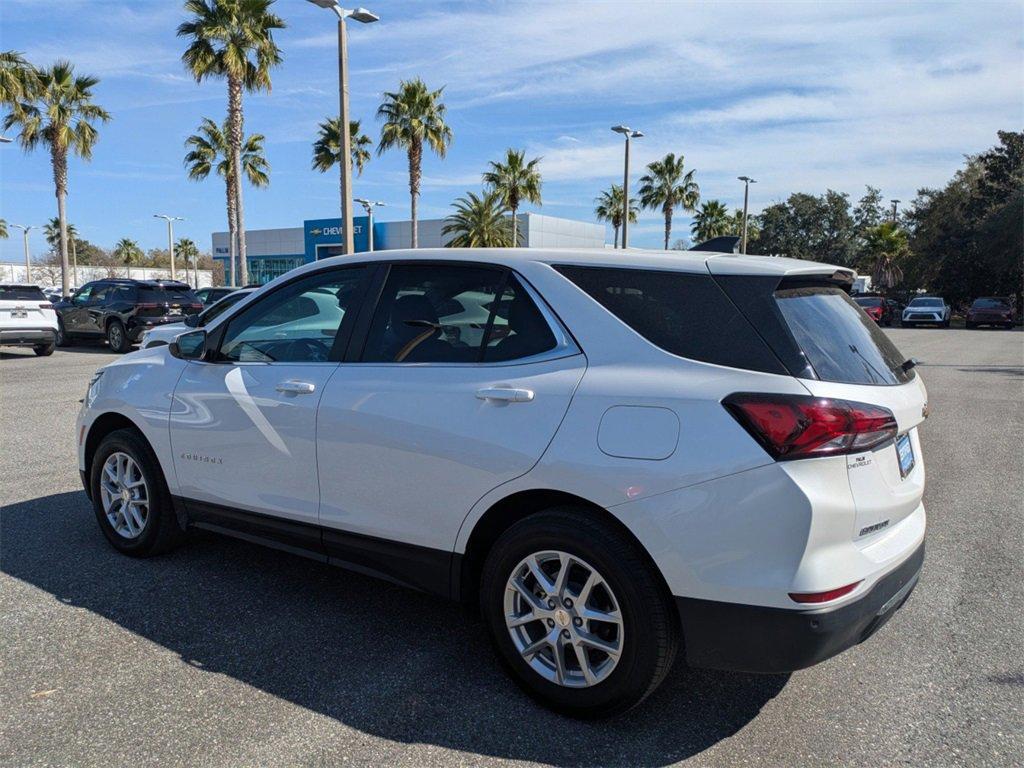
[43, 217, 77, 251]
[0, 51, 37, 110]
[482, 148, 542, 247]
[863, 221, 908, 290]
[184, 117, 269, 285]
[638, 153, 700, 250]
[690, 200, 730, 243]
[0, 219, 8, 239]
[178, 0, 285, 286]
[176, 238, 201, 285]
[377, 78, 453, 248]
[3, 61, 111, 296]
[594, 184, 638, 248]
[442, 190, 515, 248]
[312, 117, 372, 176]
[114, 238, 143, 279]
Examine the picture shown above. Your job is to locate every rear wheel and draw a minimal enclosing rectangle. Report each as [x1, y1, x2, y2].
[107, 319, 131, 353]
[33, 342, 55, 356]
[480, 508, 678, 718]
[55, 319, 72, 347]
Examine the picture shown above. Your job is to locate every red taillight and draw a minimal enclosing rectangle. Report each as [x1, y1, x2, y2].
[789, 580, 862, 604]
[136, 302, 160, 309]
[723, 393, 898, 459]
[190, 303, 203, 309]
[38, 302, 53, 309]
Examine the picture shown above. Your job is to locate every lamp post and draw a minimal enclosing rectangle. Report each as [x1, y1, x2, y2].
[737, 176, 757, 254]
[153, 215, 184, 280]
[11, 224, 34, 283]
[890, 199, 900, 222]
[308, 1, 379, 256]
[611, 125, 643, 248]
[354, 198, 385, 251]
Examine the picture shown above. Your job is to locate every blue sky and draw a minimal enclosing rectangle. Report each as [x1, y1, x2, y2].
[1, 0, 1022, 261]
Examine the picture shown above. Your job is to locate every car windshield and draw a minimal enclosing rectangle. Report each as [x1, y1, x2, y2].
[0, 285, 47, 301]
[198, 291, 246, 324]
[909, 298, 942, 307]
[972, 298, 1009, 309]
[854, 297, 883, 307]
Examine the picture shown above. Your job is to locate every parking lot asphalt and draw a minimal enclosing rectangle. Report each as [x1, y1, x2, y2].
[1, 328, 1022, 768]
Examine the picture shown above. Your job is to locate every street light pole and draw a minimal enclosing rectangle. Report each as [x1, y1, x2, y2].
[738, 176, 757, 254]
[612, 125, 643, 249]
[354, 199, 385, 251]
[11, 224, 34, 282]
[154, 215, 184, 280]
[890, 199, 900, 222]
[308, 2, 379, 256]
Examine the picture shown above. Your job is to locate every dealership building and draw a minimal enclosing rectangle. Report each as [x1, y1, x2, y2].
[212, 213, 606, 284]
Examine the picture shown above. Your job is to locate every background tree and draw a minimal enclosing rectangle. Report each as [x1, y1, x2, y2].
[377, 78, 453, 248]
[313, 117, 372, 177]
[3, 60, 110, 296]
[748, 190, 854, 264]
[113, 238, 143, 279]
[43, 217, 77, 252]
[0, 51, 37, 112]
[184, 116, 269, 285]
[176, 238, 201, 285]
[179, 0, 285, 286]
[442, 190, 515, 248]
[0, 219, 8, 239]
[690, 199, 730, 242]
[482, 148, 542, 246]
[594, 184, 638, 248]
[860, 221, 908, 290]
[638, 153, 699, 250]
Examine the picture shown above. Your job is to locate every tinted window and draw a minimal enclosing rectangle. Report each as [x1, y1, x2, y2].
[972, 298, 1009, 309]
[555, 265, 785, 374]
[219, 268, 365, 363]
[90, 284, 113, 303]
[908, 298, 942, 307]
[139, 285, 197, 303]
[853, 297, 883, 307]
[361, 264, 555, 364]
[775, 286, 912, 385]
[0, 285, 46, 301]
[198, 291, 247, 325]
[109, 285, 136, 303]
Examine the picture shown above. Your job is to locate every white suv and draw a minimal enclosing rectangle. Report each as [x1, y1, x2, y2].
[902, 296, 951, 327]
[0, 283, 58, 355]
[76, 249, 927, 717]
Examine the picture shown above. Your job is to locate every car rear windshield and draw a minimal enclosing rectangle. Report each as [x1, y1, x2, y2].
[774, 286, 912, 385]
[972, 298, 1009, 309]
[853, 297, 883, 307]
[139, 286, 198, 303]
[554, 265, 786, 374]
[0, 285, 47, 301]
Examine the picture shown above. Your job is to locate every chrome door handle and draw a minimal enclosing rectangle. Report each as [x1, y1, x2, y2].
[476, 387, 534, 403]
[276, 380, 316, 394]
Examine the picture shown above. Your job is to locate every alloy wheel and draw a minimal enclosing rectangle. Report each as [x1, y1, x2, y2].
[99, 452, 149, 539]
[503, 550, 624, 688]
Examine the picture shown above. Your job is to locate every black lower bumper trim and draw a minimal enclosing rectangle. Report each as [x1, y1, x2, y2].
[676, 542, 924, 673]
[0, 328, 56, 345]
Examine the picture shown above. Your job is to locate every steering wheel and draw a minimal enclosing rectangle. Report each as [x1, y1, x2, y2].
[281, 337, 330, 362]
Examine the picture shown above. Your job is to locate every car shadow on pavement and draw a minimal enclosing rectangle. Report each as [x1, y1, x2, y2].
[1, 491, 788, 767]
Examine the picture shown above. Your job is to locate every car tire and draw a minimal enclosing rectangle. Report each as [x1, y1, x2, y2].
[90, 428, 185, 557]
[55, 319, 72, 347]
[480, 507, 678, 718]
[33, 342, 55, 356]
[106, 319, 131, 353]
[901, 321, 913, 328]
[942, 318, 951, 328]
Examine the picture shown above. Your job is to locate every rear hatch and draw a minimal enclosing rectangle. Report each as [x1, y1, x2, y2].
[0, 285, 57, 329]
[707, 260, 927, 542]
[137, 285, 202, 322]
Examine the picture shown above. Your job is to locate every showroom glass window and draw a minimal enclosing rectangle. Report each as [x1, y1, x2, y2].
[217, 267, 366, 363]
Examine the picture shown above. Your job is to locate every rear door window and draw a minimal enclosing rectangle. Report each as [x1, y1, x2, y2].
[774, 286, 912, 385]
[0, 285, 47, 301]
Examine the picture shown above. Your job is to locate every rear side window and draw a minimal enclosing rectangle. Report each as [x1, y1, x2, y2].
[554, 265, 785, 374]
[139, 286, 197, 303]
[775, 286, 912, 385]
[0, 285, 46, 301]
[854, 297, 882, 307]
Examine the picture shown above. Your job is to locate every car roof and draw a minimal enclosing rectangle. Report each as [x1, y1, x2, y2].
[0, 283, 42, 289]
[304, 247, 853, 279]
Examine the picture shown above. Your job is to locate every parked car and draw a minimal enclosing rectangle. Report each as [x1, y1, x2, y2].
[43, 286, 74, 303]
[853, 295, 896, 326]
[77, 248, 927, 717]
[901, 296, 950, 327]
[0, 283, 58, 356]
[965, 297, 1015, 329]
[141, 287, 255, 348]
[54, 279, 202, 353]
[194, 286, 239, 306]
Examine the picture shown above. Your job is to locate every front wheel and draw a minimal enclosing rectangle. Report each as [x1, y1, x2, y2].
[33, 342, 55, 356]
[480, 508, 678, 718]
[107, 319, 131, 353]
[942, 318, 951, 328]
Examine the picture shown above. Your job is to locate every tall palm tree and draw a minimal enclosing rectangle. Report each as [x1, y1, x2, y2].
[3, 61, 110, 296]
[184, 117, 269, 286]
[690, 200, 730, 243]
[377, 78, 453, 248]
[114, 238, 143, 279]
[312, 117, 372, 177]
[178, 0, 285, 286]
[0, 51, 38, 110]
[638, 153, 700, 250]
[442, 190, 515, 248]
[863, 221, 908, 290]
[0, 219, 8, 239]
[176, 238, 201, 285]
[594, 184, 638, 248]
[43, 217, 77, 251]
[482, 148, 542, 247]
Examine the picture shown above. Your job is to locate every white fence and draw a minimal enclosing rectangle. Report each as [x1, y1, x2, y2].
[0, 262, 214, 289]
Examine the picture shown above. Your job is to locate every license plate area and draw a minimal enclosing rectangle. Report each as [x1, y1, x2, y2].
[896, 433, 915, 478]
[12, 309, 28, 318]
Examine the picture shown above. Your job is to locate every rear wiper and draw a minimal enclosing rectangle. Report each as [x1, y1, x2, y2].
[901, 358, 918, 373]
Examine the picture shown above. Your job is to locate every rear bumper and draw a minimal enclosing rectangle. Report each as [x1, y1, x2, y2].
[0, 327, 56, 346]
[676, 541, 924, 673]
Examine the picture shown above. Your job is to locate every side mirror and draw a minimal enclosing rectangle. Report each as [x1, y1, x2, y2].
[184, 313, 201, 328]
[169, 329, 207, 360]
